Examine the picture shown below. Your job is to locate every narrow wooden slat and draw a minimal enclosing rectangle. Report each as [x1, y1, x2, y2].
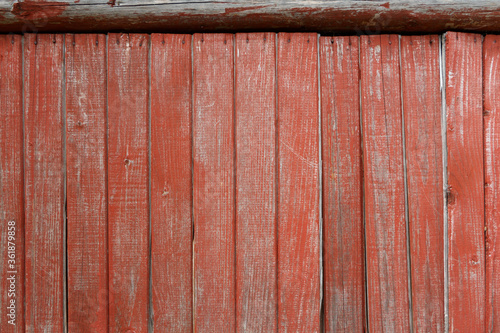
[485, 34, 500, 333]
[65, 33, 108, 332]
[0, 35, 23, 332]
[107, 33, 149, 332]
[445, 31, 485, 333]
[235, 32, 277, 332]
[150, 33, 192, 332]
[400, 35, 444, 332]
[320, 35, 365, 333]
[360, 34, 410, 332]
[193, 33, 235, 332]
[24, 33, 65, 332]
[277, 32, 320, 332]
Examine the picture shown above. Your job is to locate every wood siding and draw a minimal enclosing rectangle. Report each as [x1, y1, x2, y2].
[0, 32, 498, 332]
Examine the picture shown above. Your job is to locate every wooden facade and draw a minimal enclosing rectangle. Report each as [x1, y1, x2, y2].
[0, 1, 499, 332]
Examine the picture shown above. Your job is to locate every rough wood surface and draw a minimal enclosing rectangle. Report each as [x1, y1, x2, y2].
[2, 1, 500, 33]
[65, 33, 108, 333]
[277, 32, 320, 333]
[24, 33, 65, 332]
[320, 35, 365, 333]
[360, 34, 410, 332]
[485, 33, 500, 333]
[6, 30, 500, 331]
[107, 33, 150, 333]
[0, 34, 23, 332]
[150, 33, 193, 332]
[193, 33, 235, 332]
[400, 35, 444, 333]
[235, 32, 277, 333]
[445, 31, 485, 333]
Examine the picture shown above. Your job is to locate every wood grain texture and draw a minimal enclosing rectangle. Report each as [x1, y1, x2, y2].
[150, 33, 192, 332]
[0, 35, 23, 332]
[400, 35, 444, 333]
[107, 33, 149, 333]
[320, 35, 365, 333]
[445, 31, 485, 333]
[485, 34, 500, 333]
[193, 33, 235, 332]
[277, 32, 320, 333]
[235, 32, 277, 333]
[360, 34, 410, 332]
[24, 33, 65, 332]
[4, 1, 500, 34]
[65, 33, 108, 333]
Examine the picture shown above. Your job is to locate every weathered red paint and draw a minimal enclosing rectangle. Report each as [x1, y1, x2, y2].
[446, 31, 485, 333]
[8, 30, 500, 331]
[193, 33, 236, 332]
[224, 6, 268, 14]
[277, 32, 321, 333]
[401, 35, 444, 332]
[11, 1, 69, 21]
[320, 35, 365, 333]
[107, 33, 150, 332]
[0, 35, 23, 333]
[235, 32, 277, 332]
[150, 33, 193, 332]
[361, 34, 410, 332]
[65, 33, 108, 333]
[24, 33, 65, 333]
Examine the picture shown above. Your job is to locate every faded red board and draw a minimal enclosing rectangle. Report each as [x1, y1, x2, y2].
[0, 35, 23, 332]
[320, 35, 365, 333]
[193, 33, 235, 332]
[235, 32, 277, 332]
[445, 31, 485, 333]
[150, 33, 193, 332]
[400, 35, 444, 332]
[360, 34, 410, 332]
[65, 34, 108, 332]
[485, 34, 500, 333]
[277, 32, 320, 332]
[24, 33, 65, 332]
[107, 33, 149, 332]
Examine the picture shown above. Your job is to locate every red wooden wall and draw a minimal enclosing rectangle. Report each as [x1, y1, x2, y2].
[0, 32, 498, 332]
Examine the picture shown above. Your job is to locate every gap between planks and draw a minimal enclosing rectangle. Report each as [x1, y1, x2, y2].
[398, 35, 414, 333]
[439, 34, 450, 333]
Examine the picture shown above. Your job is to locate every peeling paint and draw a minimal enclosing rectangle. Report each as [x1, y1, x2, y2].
[11, 1, 69, 21]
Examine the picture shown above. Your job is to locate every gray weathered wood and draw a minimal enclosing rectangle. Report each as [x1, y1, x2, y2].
[1, 0, 500, 33]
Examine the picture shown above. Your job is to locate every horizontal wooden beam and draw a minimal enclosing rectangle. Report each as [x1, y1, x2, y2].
[1, 0, 500, 33]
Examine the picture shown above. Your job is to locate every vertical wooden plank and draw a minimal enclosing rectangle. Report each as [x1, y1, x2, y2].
[400, 35, 444, 333]
[150, 33, 192, 332]
[485, 34, 500, 333]
[445, 31, 485, 333]
[235, 32, 277, 332]
[320, 35, 365, 333]
[24, 33, 64, 332]
[107, 33, 149, 333]
[277, 32, 320, 332]
[193, 33, 235, 332]
[360, 34, 410, 332]
[0, 35, 23, 332]
[66, 33, 108, 332]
